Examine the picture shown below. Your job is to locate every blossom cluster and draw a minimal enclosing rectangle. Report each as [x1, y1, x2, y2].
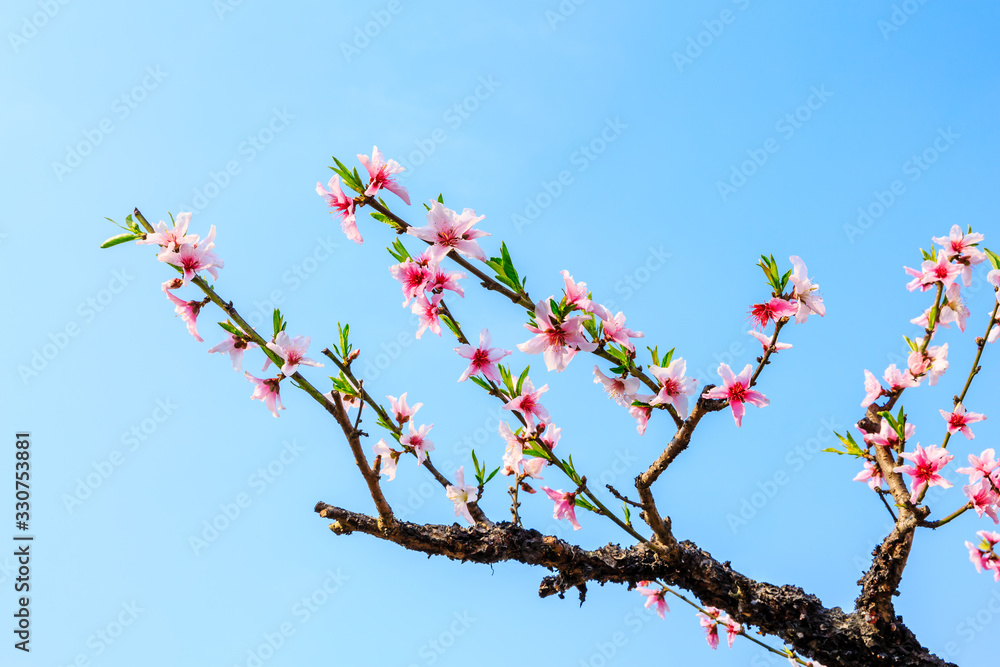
[848, 225, 999, 581]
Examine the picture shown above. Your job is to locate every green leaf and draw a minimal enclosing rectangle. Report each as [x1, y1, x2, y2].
[440, 314, 462, 340]
[484, 466, 500, 484]
[99, 233, 139, 248]
[663, 347, 675, 366]
[471, 449, 482, 478]
[516, 365, 530, 395]
[219, 321, 241, 336]
[437, 193, 444, 204]
[779, 269, 792, 293]
[833, 431, 865, 458]
[272, 309, 285, 337]
[647, 346, 660, 367]
[927, 304, 938, 329]
[523, 447, 548, 458]
[984, 247, 1000, 271]
[469, 376, 492, 392]
[387, 238, 411, 263]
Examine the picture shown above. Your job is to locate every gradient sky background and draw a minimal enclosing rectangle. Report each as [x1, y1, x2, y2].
[3, 1, 1000, 665]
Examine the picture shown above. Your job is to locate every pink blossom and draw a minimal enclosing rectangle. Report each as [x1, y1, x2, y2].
[208, 333, 257, 371]
[538, 421, 562, 451]
[933, 224, 985, 286]
[372, 439, 398, 481]
[407, 200, 488, 264]
[956, 449, 999, 484]
[862, 417, 914, 448]
[907, 344, 948, 386]
[357, 145, 410, 204]
[904, 265, 934, 293]
[788, 256, 825, 323]
[965, 530, 1000, 580]
[157, 225, 223, 285]
[703, 363, 769, 427]
[454, 329, 511, 383]
[860, 369, 884, 408]
[499, 421, 524, 476]
[387, 393, 423, 425]
[629, 400, 654, 436]
[425, 263, 466, 298]
[521, 457, 547, 479]
[748, 297, 799, 330]
[264, 332, 323, 377]
[884, 363, 921, 392]
[316, 175, 361, 244]
[989, 269, 1000, 302]
[697, 608, 722, 650]
[940, 403, 986, 439]
[722, 616, 741, 649]
[592, 304, 644, 351]
[389, 259, 431, 306]
[162, 281, 206, 342]
[748, 329, 793, 352]
[245, 373, 285, 418]
[934, 224, 985, 260]
[446, 467, 479, 525]
[918, 252, 963, 290]
[503, 377, 550, 425]
[963, 480, 999, 524]
[593, 366, 640, 407]
[893, 443, 954, 503]
[400, 421, 434, 465]
[517, 298, 597, 372]
[648, 358, 698, 419]
[636, 581, 669, 619]
[853, 460, 884, 490]
[138, 212, 198, 249]
[911, 283, 969, 331]
[412, 293, 443, 339]
[542, 487, 581, 530]
[560, 270, 591, 311]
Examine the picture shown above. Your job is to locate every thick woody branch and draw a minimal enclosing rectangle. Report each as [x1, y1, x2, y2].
[314, 503, 954, 667]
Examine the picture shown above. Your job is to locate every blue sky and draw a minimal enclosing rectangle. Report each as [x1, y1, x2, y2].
[3, 1, 999, 665]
